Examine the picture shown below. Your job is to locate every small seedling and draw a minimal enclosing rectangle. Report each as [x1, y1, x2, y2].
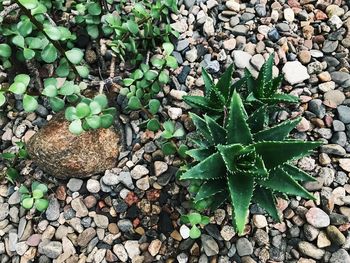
[19, 182, 49, 212]
[180, 212, 210, 239]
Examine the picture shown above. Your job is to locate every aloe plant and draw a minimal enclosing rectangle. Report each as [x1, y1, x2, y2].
[180, 90, 321, 234]
[183, 54, 298, 120]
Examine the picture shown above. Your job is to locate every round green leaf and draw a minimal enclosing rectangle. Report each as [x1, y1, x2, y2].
[23, 48, 35, 60]
[23, 95, 38, 112]
[34, 199, 49, 212]
[9, 82, 26, 94]
[200, 216, 210, 225]
[34, 183, 48, 193]
[133, 69, 143, 80]
[0, 92, 6, 106]
[43, 25, 61, 41]
[18, 0, 39, 9]
[159, 70, 169, 84]
[189, 225, 201, 239]
[166, 56, 178, 69]
[123, 78, 134, 86]
[41, 43, 57, 63]
[19, 185, 30, 194]
[0, 44, 12, 58]
[22, 197, 34, 209]
[147, 119, 161, 131]
[12, 35, 25, 48]
[65, 48, 84, 64]
[59, 81, 75, 96]
[148, 99, 160, 114]
[88, 2, 102, 15]
[127, 20, 139, 35]
[128, 96, 142, 110]
[49, 97, 65, 112]
[162, 42, 174, 55]
[42, 85, 57, 97]
[65, 106, 78, 121]
[17, 19, 33, 36]
[69, 119, 84, 135]
[26, 37, 43, 49]
[145, 70, 158, 81]
[87, 25, 99, 39]
[89, 101, 102, 114]
[86, 115, 101, 129]
[100, 114, 114, 128]
[56, 61, 70, 77]
[102, 107, 117, 117]
[150, 57, 165, 69]
[77, 65, 89, 78]
[32, 189, 44, 199]
[14, 74, 30, 86]
[162, 142, 177, 155]
[94, 94, 108, 109]
[76, 102, 91, 118]
[188, 213, 202, 225]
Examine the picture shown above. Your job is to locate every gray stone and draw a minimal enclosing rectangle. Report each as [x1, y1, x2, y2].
[305, 207, 330, 228]
[231, 25, 248, 36]
[330, 249, 350, 263]
[333, 120, 345, 131]
[236, 237, 253, 256]
[113, 244, 128, 262]
[67, 178, 83, 192]
[124, 240, 140, 259]
[331, 132, 347, 147]
[320, 144, 346, 156]
[45, 198, 60, 221]
[322, 40, 338, 53]
[38, 241, 63, 259]
[331, 72, 350, 85]
[94, 214, 108, 229]
[308, 99, 326, 118]
[86, 179, 100, 193]
[282, 61, 310, 85]
[201, 234, 219, 256]
[0, 203, 9, 220]
[117, 219, 133, 232]
[8, 191, 20, 205]
[232, 50, 252, 69]
[337, 105, 350, 124]
[298, 241, 325, 260]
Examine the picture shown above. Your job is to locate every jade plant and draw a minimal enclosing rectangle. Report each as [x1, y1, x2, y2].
[180, 56, 321, 234]
[19, 181, 49, 212]
[180, 212, 210, 239]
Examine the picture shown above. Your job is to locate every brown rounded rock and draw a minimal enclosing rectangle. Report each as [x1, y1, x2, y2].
[27, 113, 121, 179]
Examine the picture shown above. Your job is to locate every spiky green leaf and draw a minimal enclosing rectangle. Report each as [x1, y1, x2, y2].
[215, 64, 233, 100]
[183, 96, 222, 113]
[189, 113, 213, 145]
[227, 172, 254, 234]
[201, 67, 214, 95]
[260, 93, 299, 104]
[217, 144, 244, 173]
[186, 148, 214, 161]
[256, 54, 273, 98]
[253, 186, 280, 221]
[194, 180, 226, 202]
[226, 90, 252, 144]
[247, 105, 268, 133]
[180, 152, 226, 180]
[282, 164, 317, 182]
[204, 115, 227, 144]
[253, 117, 301, 142]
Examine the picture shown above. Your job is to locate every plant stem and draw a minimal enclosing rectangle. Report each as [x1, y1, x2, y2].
[0, 3, 19, 23]
[13, 0, 80, 78]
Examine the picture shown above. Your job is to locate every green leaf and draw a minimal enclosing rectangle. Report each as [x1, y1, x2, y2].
[188, 213, 202, 225]
[43, 25, 61, 40]
[94, 94, 108, 109]
[166, 56, 178, 69]
[254, 140, 322, 169]
[204, 115, 227, 145]
[6, 167, 19, 182]
[42, 85, 57, 97]
[227, 172, 254, 234]
[189, 113, 214, 145]
[127, 20, 139, 34]
[86, 115, 101, 129]
[186, 148, 214, 161]
[88, 2, 102, 15]
[18, 0, 39, 9]
[19, 185, 30, 194]
[32, 189, 43, 199]
[189, 225, 201, 239]
[9, 82, 26, 94]
[259, 167, 315, 200]
[65, 106, 78, 121]
[49, 97, 65, 112]
[59, 81, 75, 96]
[15, 74, 30, 86]
[215, 64, 233, 101]
[150, 58, 165, 69]
[23, 95, 38, 112]
[22, 197, 34, 209]
[282, 164, 317, 182]
[23, 48, 35, 60]
[260, 93, 299, 104]
[148, 99, 160, 114]
[159, 70, 169, 84]
[180, 152, 225, 180]
[226, 90, 252, 144]
[162, 42, 174, 55]
[217, 144, 244, 173]
[177, 144, 188, 158]
[255, 54, 273, 98]
[26, 37, 43, 49]
[194, 180, 226, 202]
[100, 114, 114, 128]
[12, 35, 25, 48]
[200, 216, 210, 225]
[201, 67, 214, 95]
[102, 107, 117, 117]
[1, 152, 16, 160]
[253, 186, 280, 221]
[33, 183, 48, 193]
[253, 117, 301, 142]
[89, 101, 102, 115]
[123, 78, 134, 86]
[17, 19, 33, 36]
[145, 70, 158, 81]
[147, 118, 161, 131]
[69, 119, 84, 135]
[128, 96, 142, 110]
[163, 121, 175, 134]
[77, 66, 89, 78]
[34, 199, 49, 212]
[162, 142, 177, 155]
[41, 43, 57, 63]
[65, 48, 84, 64]
[183, 96, 222, 113]
[173, 128, 185, 138]
[0, 92, 6, 106]
[76, 103, 91, 118]
[0, 44, 12, 58]
[247, 106, 268, 133]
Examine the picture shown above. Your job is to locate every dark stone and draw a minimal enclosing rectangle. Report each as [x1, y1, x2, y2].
[268, 28, 280, 42]
[158, 211, 173, 234]
[177, 66, 191, 84]
[126, 205, 141, 219]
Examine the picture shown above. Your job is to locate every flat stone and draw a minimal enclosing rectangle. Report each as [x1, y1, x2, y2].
[317, 230, 331, 248]
[305, 207, 330, 228]
[220, 225, 235, 241]
[0, 203, 9, 220]
[77, 228, 96, 247]
[201, 234, 219, 256]
[282, 61, 310, 85]
[27, 113, 121, 179]
[94, 214, 108, 229]
[38, 241, 63, 259]
[232, 50, 252, 69]
[330, 249, 350, 263]
[125, 240, 140, 259]
[113, 244, 128, 262]
[45, 198, 60, 221]
[337, 105, 350, 124]
[236, 237, 253, 256]
[67, 178, 83, 192]
[320, 144, 346, 156]
[148, 239, 161, 256]
[326, 226, 346, 245]
[298, 241, 325, 260]
[130, 165, 149, 180]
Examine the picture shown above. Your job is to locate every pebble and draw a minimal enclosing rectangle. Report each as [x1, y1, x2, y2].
[168, 107, 182, 120]
[305, 207, 330, 228]
[113, 244, 128, 262]
[223, 39, 236, 51]
[337, 106, 350, 124]
[201, 234, 219, 256]
[38, 241, 63, 259]
[252, 215, 267, 228]
[154, 161, 168, 176]
[326, 226, 346, 245]
[185, 48, 197, 63]
[71, 198, 89, 217]
[220, 225, 235, 241]
[226, 1, 240, 12]
[282, 61, 310, 85]
[298, 241, 325, 260]
[87, 179, 100, 193]
[148, 239, 161, 256]
[232, 50, 252, 69]
[317, 230, 331, 248]
[0, 203, 9, 221]
[136, 176, 150, 191]
[284, 8, 294, 22]
[236, 238, 253, 256]
[330, 249, 350, 263]
[124, 240, 140, 259]
[67, 178, 83, 192]
[180, 225, 190, 239]
[94, 214, 109, 229]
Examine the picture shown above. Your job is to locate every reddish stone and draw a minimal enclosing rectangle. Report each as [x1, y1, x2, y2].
[339, 223, 350, 232]
[133, 218, 141, 228]
[146, 189, 161, 202]
[313, 35, 325, 44]
[98, 200, 106, 210]
[315, 10, 328, 20]
[84, 195, 97, 209]
[125, 192, 139, 206]
[56, 185, 66, 201]
[288, 0, 301, 8]
[105, 250, 118, 262]
[324, 115, 333, 127]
